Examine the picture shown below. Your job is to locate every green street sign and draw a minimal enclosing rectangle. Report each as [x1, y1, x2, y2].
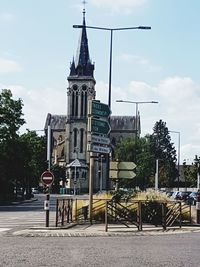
[91, 100, 111, 118]
[89, 117, 111, 135]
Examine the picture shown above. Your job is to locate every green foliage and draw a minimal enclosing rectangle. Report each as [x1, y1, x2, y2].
[114, 119, 178, 189]
[0, 89, 25, 201]
[183, 155, 200, 187]
[150, 120, 178, 187]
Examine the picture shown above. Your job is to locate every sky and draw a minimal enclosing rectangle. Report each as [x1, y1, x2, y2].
[1, 0, 200, 164]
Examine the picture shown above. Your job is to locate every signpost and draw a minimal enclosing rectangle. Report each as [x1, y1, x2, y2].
[88, 144, 110, 154]
[41, 171, 54, 186]
[88, 100, 111, 118]
[41, 170, 54, 227]
[109, 161, 137, 179]
[88, 117, 111, 135]
[87, 100, 111, 223]
[91, 134, 110, 145]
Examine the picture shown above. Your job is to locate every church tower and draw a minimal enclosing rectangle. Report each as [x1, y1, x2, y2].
[65, 10, 96, 191]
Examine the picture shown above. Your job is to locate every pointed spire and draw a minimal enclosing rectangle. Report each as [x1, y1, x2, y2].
[69, 8, 94, 77]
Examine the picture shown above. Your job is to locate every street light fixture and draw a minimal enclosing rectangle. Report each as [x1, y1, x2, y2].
[169, 130, 181, 190]
[116, 100, 158, 140]
[73, 25, 151, 109]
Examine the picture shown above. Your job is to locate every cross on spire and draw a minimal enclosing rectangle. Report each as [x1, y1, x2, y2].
[82, 0, 87, 17]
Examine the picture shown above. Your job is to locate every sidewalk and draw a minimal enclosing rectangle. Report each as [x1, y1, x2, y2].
[12, 222, 200, 237]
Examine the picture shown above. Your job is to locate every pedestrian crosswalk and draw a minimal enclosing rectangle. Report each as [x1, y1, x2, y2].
[0, 210, 56, 229]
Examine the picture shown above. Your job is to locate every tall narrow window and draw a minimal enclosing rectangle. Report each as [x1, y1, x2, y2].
[84, 91, 87, 116]
[80, 128, 84, 153]
[72, 85, 78, 117]
[73, 128, 78, 149]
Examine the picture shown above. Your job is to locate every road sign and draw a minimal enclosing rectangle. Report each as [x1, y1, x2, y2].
[109, 170, 136, 179]
[109, 170, 118, 179]
[88, 144, 110, 154]
[118, 162, 137, 170]
[110, 161, 136, 170]
[41, 171, 54, 186]
[88, 100, 111, 118]
[109, 161, 136, 179]
[119, 170, 136, 179]
[88, 117, 111, 135]
[91, 134, 110, 145]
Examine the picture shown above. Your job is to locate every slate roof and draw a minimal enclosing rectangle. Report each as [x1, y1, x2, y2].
[44, 114, 137, 132]
[44, 113, 66, 131]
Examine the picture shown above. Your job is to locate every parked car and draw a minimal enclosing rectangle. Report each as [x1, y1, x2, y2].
[171, 191, 180, 200]
[32, 188, 39, 194]
[176, 191, 192, 201]
[187, 192, 197, 205]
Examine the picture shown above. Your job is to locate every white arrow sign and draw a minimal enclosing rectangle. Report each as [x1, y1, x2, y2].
[91, 134, 110, 145]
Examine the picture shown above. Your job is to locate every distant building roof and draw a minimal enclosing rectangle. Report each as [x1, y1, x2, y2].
[44, 114, 138, 132]
[110, 116, 136, 131]
[44, 113, 66, 131]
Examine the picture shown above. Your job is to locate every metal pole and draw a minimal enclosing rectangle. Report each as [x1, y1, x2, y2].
[105, 30, 113, 191]
[89, 152, 94, 224]
[155, 159, 159, 190]
[197, 164, 200, 190]
[100, 155, 103, 192]
[177, 132, 180, 191]
[46, 124, 51, 227]
[47, 125, 51, 171]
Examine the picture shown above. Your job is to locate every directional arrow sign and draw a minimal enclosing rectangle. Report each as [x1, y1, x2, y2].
[91, 134, 110, 145]
[88, 144, 110, 154]
[118, 162, 136, 170]
[89, 100, 111, 118]
[89, 117, 111, 135]
[118, 170, 136, 179]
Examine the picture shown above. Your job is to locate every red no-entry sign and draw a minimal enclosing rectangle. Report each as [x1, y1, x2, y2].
[41, 171, 54, 186]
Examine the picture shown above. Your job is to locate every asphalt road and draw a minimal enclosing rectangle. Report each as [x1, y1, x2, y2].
[0, 233, 199, 267]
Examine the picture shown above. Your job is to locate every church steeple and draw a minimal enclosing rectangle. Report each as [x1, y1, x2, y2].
[69, 9, 94, 77]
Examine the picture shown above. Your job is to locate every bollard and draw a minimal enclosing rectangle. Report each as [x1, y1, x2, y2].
[196, 189, 200, 224]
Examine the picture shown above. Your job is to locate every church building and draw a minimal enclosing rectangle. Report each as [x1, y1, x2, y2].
[44, 11, 140, 194]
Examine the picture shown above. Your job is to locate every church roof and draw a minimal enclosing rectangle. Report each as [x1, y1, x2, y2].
[44, 113, 66, 131]
[44, 114, 138, 132]
[110, 116, 136, 131]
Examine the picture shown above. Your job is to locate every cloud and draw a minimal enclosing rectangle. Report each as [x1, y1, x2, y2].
[1, 75, 200, 163]
[0, 12, 14, 22]
[89, 0, 147, 13]
[95, 76, 200, 163]
[0, 58, 22, 74]
[117, 53, 161, 72]
[0, 85, 66, 134]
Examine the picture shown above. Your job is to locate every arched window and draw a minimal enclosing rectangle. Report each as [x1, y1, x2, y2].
[80, 128, 84, 153]
[72, 85, 78, 117]
[73, 128, 78, 149]
[81, 85, 87, 117]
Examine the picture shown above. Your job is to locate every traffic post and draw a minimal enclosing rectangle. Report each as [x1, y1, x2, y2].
[41, 170, 54, 227]
[196, 189, 200, 224]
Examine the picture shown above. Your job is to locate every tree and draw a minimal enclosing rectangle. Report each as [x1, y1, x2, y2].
[0, 89, 25, 201]
[183, 155, 200, 187]
[114, 136, 155, 189]
[150, 120, 178, 187]
[18, 130, 47, 198]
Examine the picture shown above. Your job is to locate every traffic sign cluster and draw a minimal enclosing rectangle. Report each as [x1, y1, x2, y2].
[87, 100, 111, 154]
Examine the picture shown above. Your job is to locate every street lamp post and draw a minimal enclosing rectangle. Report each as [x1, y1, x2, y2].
[73, 25, 151, 110]
[73, 23, 151, 191]
[169, 130, 180, 190]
